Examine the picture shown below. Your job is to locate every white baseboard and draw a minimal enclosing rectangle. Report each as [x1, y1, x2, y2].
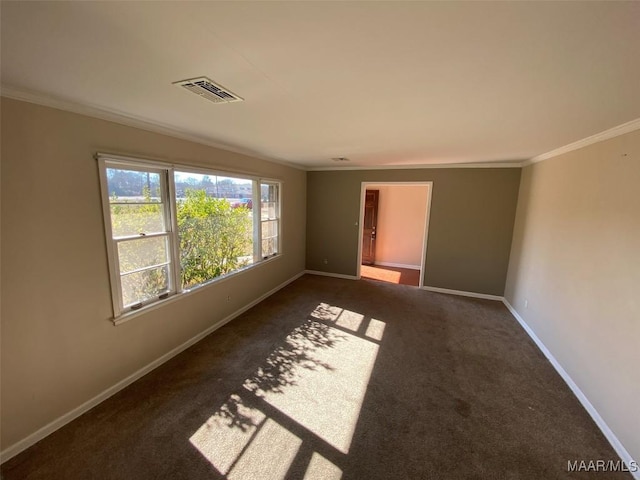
[304, 270, 359, 280]
[421, 285, 503, 301]
[0, 271, 306, 464]
[373, 261, 421, 270]
[502, 299, 639, 479]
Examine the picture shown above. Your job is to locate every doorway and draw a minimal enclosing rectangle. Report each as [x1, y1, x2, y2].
[357, 182, 432, 287]
[362, 189, 379, 265]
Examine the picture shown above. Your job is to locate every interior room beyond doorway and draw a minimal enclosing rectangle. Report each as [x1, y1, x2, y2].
[358, 183, 431, 288]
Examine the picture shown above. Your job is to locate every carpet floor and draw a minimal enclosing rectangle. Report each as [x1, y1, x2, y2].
[2, 275, 630, 479]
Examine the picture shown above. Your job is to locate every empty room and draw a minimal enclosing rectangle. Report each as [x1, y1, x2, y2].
[1, 2, 638, 479]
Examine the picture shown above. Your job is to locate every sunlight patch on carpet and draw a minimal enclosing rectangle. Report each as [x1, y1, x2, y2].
[190, 399, 301, 479]
[303, 452, 343, 480]
[335, 309, 364, 332]
[228, 418, 302, 480]
[244, 315, 381, 454]
[190, 304, 384, 475]
[365, 318, 386, 341]
[310, 302, 365, 332]
[310, 302, 342, 322]
[189, 394, 266, 475]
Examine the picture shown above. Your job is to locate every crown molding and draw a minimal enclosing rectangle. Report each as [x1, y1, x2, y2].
[306, 161, 525, 171]
[526, 118, 640, 166]
[0, 84, 306, 171]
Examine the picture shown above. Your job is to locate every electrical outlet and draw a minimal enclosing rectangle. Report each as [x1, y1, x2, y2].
[227, 295, 231, 302]
[323, 259, 328, 264]
[524, 299, 528, 309]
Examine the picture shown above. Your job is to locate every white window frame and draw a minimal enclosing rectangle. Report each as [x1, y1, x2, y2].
[260, 181, 281, 259]
[97, 153, 282, 323]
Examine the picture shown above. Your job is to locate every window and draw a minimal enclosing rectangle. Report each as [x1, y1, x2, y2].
[174, 171, 255, 290]
[98, 155, 281, 320]
[261, 182, 280, 258]
[101, 164, 175, 312]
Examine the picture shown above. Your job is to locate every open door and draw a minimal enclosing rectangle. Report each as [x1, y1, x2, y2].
[361, 190, 379, 265]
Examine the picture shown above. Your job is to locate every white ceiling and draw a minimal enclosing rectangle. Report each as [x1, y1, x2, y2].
[2, 1, 639, 169]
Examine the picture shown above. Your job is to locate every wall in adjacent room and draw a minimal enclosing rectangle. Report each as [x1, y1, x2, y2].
[505, 129, 640, 463]
[365, 184, 428, 269]
[307, 168, 521, 295]
[0, 98, 307, 451]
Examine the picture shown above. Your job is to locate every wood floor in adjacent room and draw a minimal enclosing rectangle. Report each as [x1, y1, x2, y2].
[1, 275, 629, 479]
[360, 264, 420, 286]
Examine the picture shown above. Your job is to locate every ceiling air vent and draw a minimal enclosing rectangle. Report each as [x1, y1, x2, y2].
[173, 77, 243, 104]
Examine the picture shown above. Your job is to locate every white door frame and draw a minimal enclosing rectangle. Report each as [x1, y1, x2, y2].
[356, 181, 433, 288]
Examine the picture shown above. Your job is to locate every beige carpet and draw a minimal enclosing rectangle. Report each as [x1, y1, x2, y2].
[1, 274, 630, 479]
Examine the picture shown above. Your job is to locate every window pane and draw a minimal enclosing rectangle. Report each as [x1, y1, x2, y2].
[261, 202, 278, 221]
[260, 184, 279, 220]
[261, 220, 278, 257]
[175, 171, 254, 290]
[262, 237, 278, 258]
[174, 172, 252, 201]
[121, 265, 169, 307]
[262, 220, 278, 238]
[110, 204, 165, 237]
[261, 183, 278, 202]
[106, 168, 166, 238]
[106, 168, 162, 201]
[117, 236, 169, 274]
[260, 183, 279, 258]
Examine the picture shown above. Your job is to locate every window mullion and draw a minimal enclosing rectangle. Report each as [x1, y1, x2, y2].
[114, 231, 170, 242]
[120, 261, 172, 277]
[277, 183, 282, 255]
[167, 168, 183, 294]
[253, 180, 261, 263]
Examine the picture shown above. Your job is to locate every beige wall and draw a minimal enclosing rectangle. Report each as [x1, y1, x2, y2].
[307, 168, 520, 295]
[0, 98, 306, 450]
[505, 129, 640, 462]
[366, 184, 428, 268]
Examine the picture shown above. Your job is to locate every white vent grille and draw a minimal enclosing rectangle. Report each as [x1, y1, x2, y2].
[173, 77, 243, 104]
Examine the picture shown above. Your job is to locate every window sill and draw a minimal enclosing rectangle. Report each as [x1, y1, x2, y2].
[112, 254, 283, 326]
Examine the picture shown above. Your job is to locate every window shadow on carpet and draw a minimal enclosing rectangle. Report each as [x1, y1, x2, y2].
[189, 302, 385, 479]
